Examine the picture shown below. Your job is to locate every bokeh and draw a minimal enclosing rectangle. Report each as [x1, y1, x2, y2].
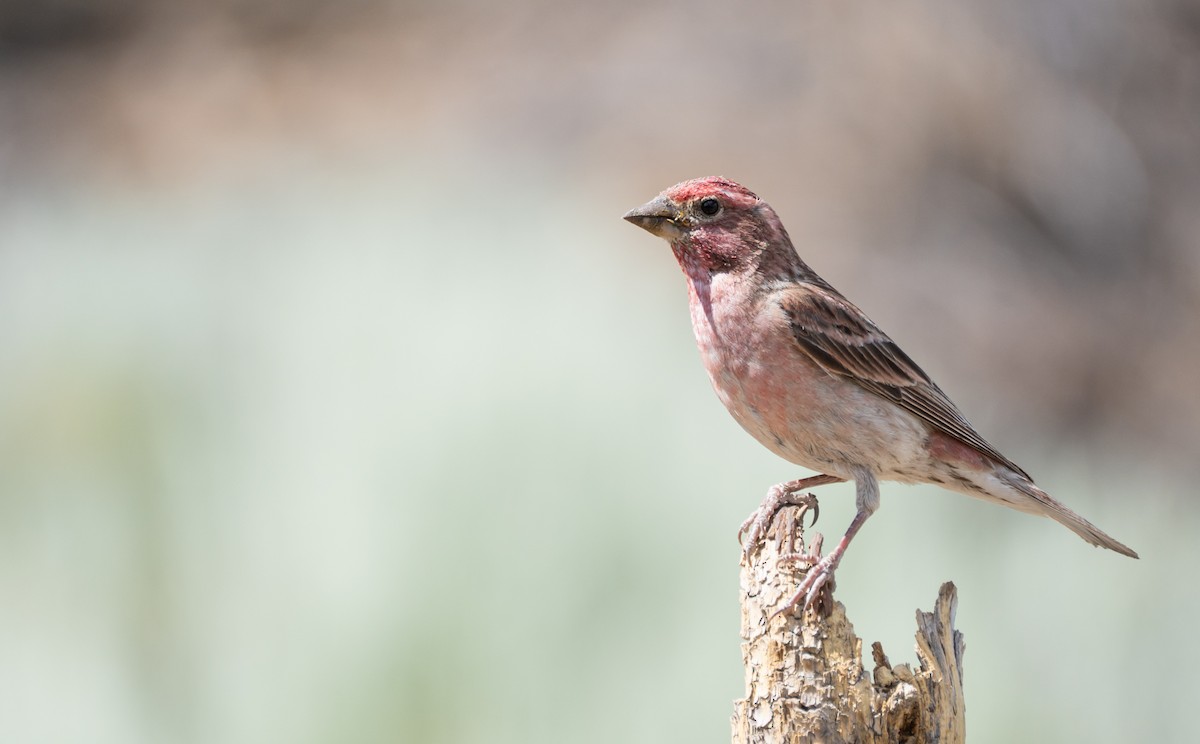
[2, 1, 1197, 742]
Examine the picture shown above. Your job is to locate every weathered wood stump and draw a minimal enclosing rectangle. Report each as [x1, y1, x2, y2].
[732, 506, 966, 744]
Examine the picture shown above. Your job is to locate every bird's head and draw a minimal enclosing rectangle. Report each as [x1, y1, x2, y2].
[623, 176, 794, 276]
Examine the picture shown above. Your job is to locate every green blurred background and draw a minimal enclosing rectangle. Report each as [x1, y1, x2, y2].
[2, 1, 1197, 742]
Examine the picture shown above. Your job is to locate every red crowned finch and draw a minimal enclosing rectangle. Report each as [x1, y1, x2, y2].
[624, 176, 1138, 613]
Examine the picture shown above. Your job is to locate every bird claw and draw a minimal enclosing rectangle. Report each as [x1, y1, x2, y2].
[739, 486, 820, 561]
[771, 553, 839, 620]
[777, 531, 823, 570]
[738, 475, 846, 618]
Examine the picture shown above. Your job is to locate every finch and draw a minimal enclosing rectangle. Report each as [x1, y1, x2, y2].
[624, 176, 1137, 612]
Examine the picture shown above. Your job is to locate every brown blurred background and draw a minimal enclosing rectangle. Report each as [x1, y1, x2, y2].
[1, 1, 1197, 742]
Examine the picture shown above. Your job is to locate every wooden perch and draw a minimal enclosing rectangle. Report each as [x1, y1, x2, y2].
[732, 505, 966, 744]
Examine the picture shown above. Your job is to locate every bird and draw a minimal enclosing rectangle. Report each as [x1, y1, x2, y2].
[623, 176, 1138, 613]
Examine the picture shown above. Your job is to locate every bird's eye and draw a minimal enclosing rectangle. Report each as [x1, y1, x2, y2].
[699, 197, 721, 216]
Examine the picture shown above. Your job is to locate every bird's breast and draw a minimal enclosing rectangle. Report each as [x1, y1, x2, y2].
[686, 276, 817, 449]
[685, 276, 927, 477]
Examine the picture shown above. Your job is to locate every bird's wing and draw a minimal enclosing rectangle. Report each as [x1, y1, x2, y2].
[781, 285, 1030, 478]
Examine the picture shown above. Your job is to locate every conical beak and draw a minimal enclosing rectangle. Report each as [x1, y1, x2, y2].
[623, 195, 683, 240]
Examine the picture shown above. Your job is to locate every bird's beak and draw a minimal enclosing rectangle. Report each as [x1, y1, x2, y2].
[623, 195, 684, 240]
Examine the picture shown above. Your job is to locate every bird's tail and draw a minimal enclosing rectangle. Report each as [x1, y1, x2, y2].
[1001, 473, 1139, 559]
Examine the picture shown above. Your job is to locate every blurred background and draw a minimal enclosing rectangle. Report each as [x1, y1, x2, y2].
[1, 0, 1197, 742]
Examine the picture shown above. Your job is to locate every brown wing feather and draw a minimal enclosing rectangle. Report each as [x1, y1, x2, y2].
[782, 287, 1030, 479]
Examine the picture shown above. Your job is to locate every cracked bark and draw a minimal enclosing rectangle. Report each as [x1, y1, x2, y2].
[732, 506, 966, 744]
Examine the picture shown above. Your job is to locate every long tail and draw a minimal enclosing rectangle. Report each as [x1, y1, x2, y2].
[1001, 473, 1139, 558]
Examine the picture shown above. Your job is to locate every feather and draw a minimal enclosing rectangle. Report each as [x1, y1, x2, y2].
[782, 286, 1032, 480]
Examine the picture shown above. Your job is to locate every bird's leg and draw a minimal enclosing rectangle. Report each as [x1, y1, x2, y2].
[774, 469, 879, 618]
[740, 473, 844, 560]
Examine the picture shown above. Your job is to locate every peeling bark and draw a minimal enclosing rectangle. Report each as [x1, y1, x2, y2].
[732, 506, 966, 744]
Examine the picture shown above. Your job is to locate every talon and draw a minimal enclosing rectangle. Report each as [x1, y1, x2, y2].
[739, 476, 837, 556]
[737, 514, 755, 543]
[770, 555, 838, 620]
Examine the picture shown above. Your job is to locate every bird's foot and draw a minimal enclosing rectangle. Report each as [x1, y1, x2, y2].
[772, 551, 840, 619]
[777, 531, 823, 569]
[739, 485, 819, 562]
